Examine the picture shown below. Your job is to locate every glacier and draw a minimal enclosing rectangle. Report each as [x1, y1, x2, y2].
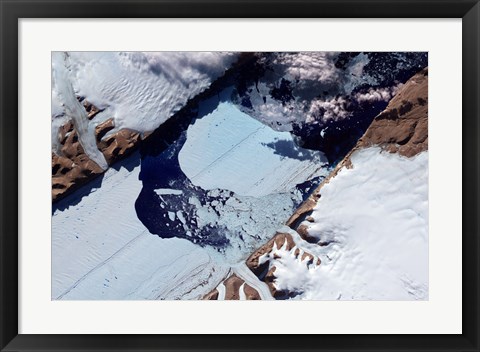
[51, 51, 239, 163]
[52, 152, 230, 300]
[271, 148, 429, 300]
[51, 52, 429, 300]
[179, 101, 327, 197]
[52, 100, 330, 299]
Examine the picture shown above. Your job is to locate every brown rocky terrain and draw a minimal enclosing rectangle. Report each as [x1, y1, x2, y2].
[95, 118, 141, 165]
[79, 97, 103, 120]
[52, 102, 143, 202]
[356, 67, 428, 157]
[245, 67, 428, 298]
[288, 67, 428, 233]
[203, 274, 261, 300]
[245, 232, 320, 299]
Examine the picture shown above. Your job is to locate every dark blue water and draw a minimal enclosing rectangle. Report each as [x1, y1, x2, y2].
[134, 100, 325, 247]
[134, 52, 428, 247]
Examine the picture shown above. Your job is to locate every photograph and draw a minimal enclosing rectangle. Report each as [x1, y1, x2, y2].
[51, 51, 429, 301]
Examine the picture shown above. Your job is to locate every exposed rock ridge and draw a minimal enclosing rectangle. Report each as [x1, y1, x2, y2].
[356, 66, 428, 157]
[52, 115, 141, 202]
[245, 232, 320, 299]
[202, 273, 261, 300]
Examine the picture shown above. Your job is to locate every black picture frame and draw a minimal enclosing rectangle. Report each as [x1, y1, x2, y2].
[1, 1, 479, 351]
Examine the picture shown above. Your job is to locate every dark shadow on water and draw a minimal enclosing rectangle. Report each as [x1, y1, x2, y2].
[262, 139, 318, 162]
[292, 100, 390, 164]
[135, 128, 232, 248]
[196, 92, 228, 119]
[110, 152, 140, 173]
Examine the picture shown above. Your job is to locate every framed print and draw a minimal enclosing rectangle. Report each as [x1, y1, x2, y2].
[1, 0, 479, 351]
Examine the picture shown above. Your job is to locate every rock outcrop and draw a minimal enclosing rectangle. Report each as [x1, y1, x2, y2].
[203, 289, 220, 300]
[95, 118, 140, 165]
[245, 232, 320, 299]
[356, 67, 428, 157]
[202, 274, 261, 300]
[52, 102, 143, 202]
[79, 97, 103, 120]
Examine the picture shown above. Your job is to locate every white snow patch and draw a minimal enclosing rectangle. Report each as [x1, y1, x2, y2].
[217, 282, 226, 300]
[232, 263, 274, 300]
[273, 148, 429, 300]
[270, 244, 319, 296]
[238, 283, 246, 300]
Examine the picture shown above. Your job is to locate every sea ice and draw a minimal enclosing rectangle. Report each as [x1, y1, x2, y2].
[51, 152, 229, 300]
[178, 102, 328, 197]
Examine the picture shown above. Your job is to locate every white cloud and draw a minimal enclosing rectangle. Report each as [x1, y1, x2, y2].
[355, 84, 403, 104]
[272, 52, 339, 84]
[306, 96, 351, 123]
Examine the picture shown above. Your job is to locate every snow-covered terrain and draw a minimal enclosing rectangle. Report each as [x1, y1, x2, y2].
[51, 52, 239, 161]
[51, 52, 428, 300]
[268, 148, 429, 300]
[52, 53, 108, 170]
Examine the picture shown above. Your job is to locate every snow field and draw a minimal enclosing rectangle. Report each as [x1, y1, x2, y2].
[271, 148, 429, 300]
